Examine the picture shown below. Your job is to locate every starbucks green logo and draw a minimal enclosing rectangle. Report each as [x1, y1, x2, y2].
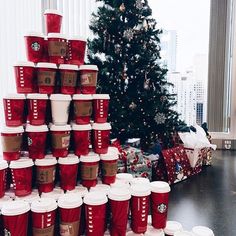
[4, 229, 11, 236]
[157, 203, 167, 213]
[31, 42, 40, 51]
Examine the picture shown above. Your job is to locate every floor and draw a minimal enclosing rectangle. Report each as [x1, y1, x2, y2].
[168, 150, 236, 235]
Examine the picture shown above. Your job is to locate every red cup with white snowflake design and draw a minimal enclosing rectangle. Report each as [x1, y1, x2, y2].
[58, 193, 83, 236]
[44, 9, 62, 34]
[47, 33, 67, 64]
[164, 221, 183, 236]
[14, 62, 37, 93]
[108, 188, 131, 236]
[35, 155, 57, 193]
[84, 192, 108, 236]
[36, 62, 57, 94]
[0, 161, 8, 198]
[50, 124, 71, 157]
[31, 198, 57, 236]
[1, 126, 24, 161]
[24, 32, 45, 63]
[67, 36, 87, 66]
[130, 184, 151, 234]
[80, 153, 100, 188]
[73, 94, 93, 124]
[3, 94, 26, 127]
[93, 94, 110, 123]
[2, 200, 30, 236]
[26, 124, 48, 159]
[72, 123, 91, 156]
[59, 64, 78, 95]
[58, 154, 79, 191]
[10, 159, 34, 197]
[92, 123, 111, 154]
[26, 94, 48, 125]
[150, 181, 171, 229]
[79, 65, 98, 94]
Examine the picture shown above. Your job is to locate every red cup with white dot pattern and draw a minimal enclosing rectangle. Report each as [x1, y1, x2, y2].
[44, 9, 62, 34]
[93, 94, 110, 123]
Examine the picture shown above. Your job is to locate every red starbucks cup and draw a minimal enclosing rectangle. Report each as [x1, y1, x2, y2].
[50, 124, 71, 157]
[116, 173, 133, 184]
[90, 184, 111, 196]
[191, 226, 214, 236]
[92, 123, 111, 154]
[72, 123, 91, 156]
[3, 94, 26, 127]
[0, 196, 12, 236]
[164, 221, 183, 236]
[93, 94, 110, 123]
[80, 153, 100, 188]
[58, 193, 83, 235]
[79, 65, 98, 94]
[35, 155, 57, 193]
[2, 200, 30, 236]
[108, 188, 131, 236]
[10, 159, 34, 197]
[24, 32, 45, 63]
[59, 64, 78, 94]
[31, 198, 57, 236]
[130, 185, 151, 234]
[84, 192, 108, 236]
[67, 36, 87, 66]
[145, 227, 165, 236]
[50, 94, 72, 125]
[26, 94, 48, 125]
[36, 62, 57, 94]
[0, 161, 8, 198]
[1, 126, 24, 161]
[150, 181, 171, 229]
[44, 9, 62, 34]
[47, 33, 67, 64]
[58, 154, 79, 191]
[73, 94, 93, 124]
[41, 187, 64, 201]
[14, 62, 36, 93]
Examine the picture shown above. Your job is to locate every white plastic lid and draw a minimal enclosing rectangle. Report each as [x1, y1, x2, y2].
[192, 226, 214, 236]
[16, 191, 40, 204]
[26, 93, 48, 99]
[145, 226, 165, 236]
[67, 185, 88, 197]
[35, 155, 57, 166]
[58, 193, 83, 209]
[68, 36, 87, 41]
[59, 64, 79, 71]
[150, 181, 171, 193]
[78, 65, 98, 71]
[80, 152, 100, 163]
[31, 197, 57, 213]
[93, 94, 110, 100]
[0, 196, 11, 209]
[50, 124, 71, 131]
[44, 9, 62, 16]
[90, 184, 111, 195]
[130, 177, 150, 186]
[164, 221, 183, 235]
[1, 126, 24, 134]
[126, 232, 144, 236]
[116, 173, 133, 182]
[24, 32, 44, 38]
[107, 147, 120, 155]
[83, 192, 107, 205]
[110, 180, 130, 190]
[58, 155, 79, 165]
[10, 159, 34, 169]
[26, 124, 48, 132]
[14, 61, 35, 67]
[131, 184, 151, 197]
[72, 94, 93, 100]
[174, 231, 194, 236]
[0, 160, 8, 170]
[72, 123, 92, 131]
[41, 188, 64, 201]
[92, 123, 111, 130]
[2, 200, 30, 216]
[36, 62, 57, 69]
[50, 94, 72, 101]
[108, 188, 131, 201]
[47, 33, 66, 39]
[100, 150, 119, 161]
[3, 94, 25, 100]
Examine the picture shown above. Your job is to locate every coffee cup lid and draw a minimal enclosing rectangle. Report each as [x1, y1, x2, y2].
[50, 94, 72, 101]
[3, 94, 25, 100]
[84, 192, 108, 205]
[10, 159, 34, 169]
[78, 65, 98, 71]
[58, 193, 83, 209]
[35, 155, 57, 166]
[131, 184, 151, 197]
[36, 62, 57, 69]
[31, 198, 57, 213]
[126, 231, 148, 236]
[0, 160, 8, 170]
[50, 124, 71, 131]
[24, 32, 44, 38]
[26, 93, 48, 99]
[47, 33, 66, 39]
[16, 190, 40, 204]
[110, 180, 130, 190]
[68, 36, 87, 41]
[107, 147, 120, 154]
[44, 9, 62, 16]
[130, 177, 150, 186]
[100, 150, 119, 161]
[0, 196, 12, 209]
[41, 188, 64, 201]
[108, 188, 131, 201]
[72, 94, 93, 100]
[67, 185, 88, 197]
[26, 124, 48, 132]
[174, 231, 194, 236]
[192, 226, 214, 236]
[58, 155, 79, 165]
[92, 123, 111, 130]
[2, 200, 30, 216]
[13, 61, 35, 67]
[164, 221, 183, 235]
[150, 181, 171, 193]
[59, 64, 79, 71]
[116, 173, 133, 181]
[92, 94, 110, 100]
[145, 226, 165, 236]
[72, 123, 92, 131]
[80, 152, 100, 162]
[90, 184, 111, 195]
[1, 125, 24, 134]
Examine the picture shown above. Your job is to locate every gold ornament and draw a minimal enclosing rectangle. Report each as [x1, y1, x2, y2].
[119, 3, 126, 12]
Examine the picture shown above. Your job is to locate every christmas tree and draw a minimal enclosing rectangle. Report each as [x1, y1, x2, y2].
[88, 0, 184, 149]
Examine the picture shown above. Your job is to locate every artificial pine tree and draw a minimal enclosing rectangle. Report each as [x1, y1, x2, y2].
[88, 0, 184, 150]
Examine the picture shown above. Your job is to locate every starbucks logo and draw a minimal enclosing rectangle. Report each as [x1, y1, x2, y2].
[31, 42, 40, 51]
[4, 229, 11, 236]
[157, 203, 167, 213]
[27, 137, 32, 146]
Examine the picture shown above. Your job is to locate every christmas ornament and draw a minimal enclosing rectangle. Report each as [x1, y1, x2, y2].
[154, 113, 166, 124]
[124, 29, 134, 41]
[135, 0, 143, 10]
[119, 3, 126, 12]
[129, 102, 137, 110]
